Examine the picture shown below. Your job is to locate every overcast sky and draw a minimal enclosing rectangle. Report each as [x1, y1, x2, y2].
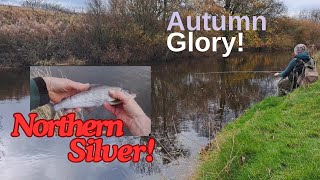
[0, 0, 87, 11]
[282, 0, 320, 16]
[1, 0, 320, 16]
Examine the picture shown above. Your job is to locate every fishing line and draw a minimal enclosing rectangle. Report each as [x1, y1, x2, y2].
[153, 70, 281, 74]
[193, 71, 280, 75]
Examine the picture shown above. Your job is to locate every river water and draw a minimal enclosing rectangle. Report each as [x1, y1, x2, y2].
[0, 53, 290, 180]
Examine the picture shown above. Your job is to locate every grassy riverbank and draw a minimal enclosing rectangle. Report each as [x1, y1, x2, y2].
[196, 79, 320, 179]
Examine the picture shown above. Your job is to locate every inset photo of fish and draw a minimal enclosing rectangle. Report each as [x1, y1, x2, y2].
[30, 66, 151, 136]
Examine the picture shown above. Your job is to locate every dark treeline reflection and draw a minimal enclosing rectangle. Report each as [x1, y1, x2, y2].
[151, 53, 290, 163]
[0, 70, 29, 100]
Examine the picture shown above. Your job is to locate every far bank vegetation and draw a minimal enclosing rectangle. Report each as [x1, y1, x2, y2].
[0, 0, 320, 67]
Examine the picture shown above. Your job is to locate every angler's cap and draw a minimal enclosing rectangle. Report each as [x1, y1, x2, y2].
[294, 44, 307, 55]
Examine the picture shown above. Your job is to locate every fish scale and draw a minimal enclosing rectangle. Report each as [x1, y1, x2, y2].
[53, 85, 135, 111]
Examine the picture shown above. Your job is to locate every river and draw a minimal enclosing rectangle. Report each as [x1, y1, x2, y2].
[0, 52, 290, 180]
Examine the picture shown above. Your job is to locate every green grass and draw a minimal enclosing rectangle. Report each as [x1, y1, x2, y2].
[196, 80, 320, 179]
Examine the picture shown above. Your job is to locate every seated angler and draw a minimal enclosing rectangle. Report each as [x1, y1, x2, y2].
[274, 44, 311, 95]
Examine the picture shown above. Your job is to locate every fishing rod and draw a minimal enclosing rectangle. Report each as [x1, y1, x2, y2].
[193, 71, 280, 75]
[153, 70, 281, 74]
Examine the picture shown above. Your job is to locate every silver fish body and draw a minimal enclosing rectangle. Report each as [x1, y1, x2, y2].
[53, 85, 134, 111]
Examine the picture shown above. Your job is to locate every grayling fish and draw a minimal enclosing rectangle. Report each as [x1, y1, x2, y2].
[53, 85, 135, 111]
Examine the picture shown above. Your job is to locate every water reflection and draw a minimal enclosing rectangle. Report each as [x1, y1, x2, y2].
[152, 53, 290, 166]
[0, 53, 291, 179]
[0, 71, 29, 100]
[0, 98, 159, 180]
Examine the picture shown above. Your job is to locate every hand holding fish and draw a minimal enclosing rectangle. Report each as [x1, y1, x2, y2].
[43, 77, 90, 112]
[40, 77, 151, 135]
[103, 90, 151, 136]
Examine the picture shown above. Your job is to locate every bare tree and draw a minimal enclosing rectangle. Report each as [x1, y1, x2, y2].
[21, 0, 70, 13]
[86, 0, 109, 59]
[108, 0, 129, 15]
[216, 0, 286, 17]
[299, 9, 320, 23]
[87, 0, 107, 16]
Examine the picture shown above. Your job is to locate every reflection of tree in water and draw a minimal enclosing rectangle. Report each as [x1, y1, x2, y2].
[129, 137, 161, 176]
[0, 70, 29, 100]
[153, 133, 190, 165]
[0, 116, 5, 161]
[128, 136, 190, 177]
[0, 54, 292, 177]
[152, 53, 290, 164]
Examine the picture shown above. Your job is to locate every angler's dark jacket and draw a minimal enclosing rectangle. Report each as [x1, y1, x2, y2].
[280, 52, 311, 78]
[30, 77, 50, 110]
